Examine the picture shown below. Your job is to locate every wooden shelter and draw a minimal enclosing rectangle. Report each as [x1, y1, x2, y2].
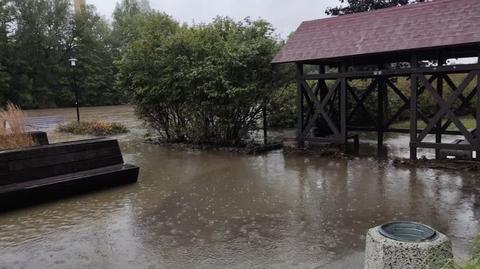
[272, 0, 480, 160]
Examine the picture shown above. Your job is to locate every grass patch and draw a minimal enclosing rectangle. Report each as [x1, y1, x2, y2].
[0, 103, 34, 150]
[437, 237, 480, 269]
[58, 121, 128, 136]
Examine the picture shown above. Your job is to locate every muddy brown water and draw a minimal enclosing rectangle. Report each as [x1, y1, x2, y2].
[0, 105, 479, 268]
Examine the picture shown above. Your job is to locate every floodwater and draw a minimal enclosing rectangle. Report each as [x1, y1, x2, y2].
[0, 105, 479, 268]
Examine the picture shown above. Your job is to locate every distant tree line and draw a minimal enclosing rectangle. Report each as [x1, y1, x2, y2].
[0, 0, 150, 108]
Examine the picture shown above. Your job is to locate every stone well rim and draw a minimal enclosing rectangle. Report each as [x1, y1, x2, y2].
[379, 221, 437, 243]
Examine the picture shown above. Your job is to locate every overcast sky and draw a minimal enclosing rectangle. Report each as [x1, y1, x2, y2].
[88, 0, 339, 38]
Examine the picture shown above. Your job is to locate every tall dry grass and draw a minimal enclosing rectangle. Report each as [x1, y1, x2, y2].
[0, 103, 34, 150]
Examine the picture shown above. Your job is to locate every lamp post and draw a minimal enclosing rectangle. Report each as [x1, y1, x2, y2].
[69, 57, 80, 122]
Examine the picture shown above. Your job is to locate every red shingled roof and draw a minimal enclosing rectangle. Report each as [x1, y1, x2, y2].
[272, 0, 480, 64]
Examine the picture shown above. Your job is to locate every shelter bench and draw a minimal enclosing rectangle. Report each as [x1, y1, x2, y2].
[0, 138, 139, 209]
[439, 139, 474, 160]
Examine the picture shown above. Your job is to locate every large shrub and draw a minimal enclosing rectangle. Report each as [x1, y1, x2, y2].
[118, 17, 288, 146]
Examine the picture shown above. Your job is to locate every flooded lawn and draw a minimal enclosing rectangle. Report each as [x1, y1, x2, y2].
[1, 106, 479, 268]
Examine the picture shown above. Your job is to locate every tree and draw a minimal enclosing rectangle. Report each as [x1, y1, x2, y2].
[118, 17, 288, 145]
[326, 0, 425, 16]
[0, 0, 124, 108]
[112, 0, 151, 53]
[71, 5, 119, 106]
[0, 0, 12, 105]
[8, 0, 72, 108]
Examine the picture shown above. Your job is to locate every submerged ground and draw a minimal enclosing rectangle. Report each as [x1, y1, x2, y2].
[0, 105, 479, 269]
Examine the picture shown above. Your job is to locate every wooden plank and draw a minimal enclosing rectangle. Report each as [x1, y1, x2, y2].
[340, 77, 347, 144]
[302, 64, 480, 80]
[477, 69, 480, 160]
[0, 164, 139, 210]
[414, 142, 476, 151]
[296, 63, 305, 147]
[385, 76, 437, 128]
[2, 138, 118, 161]
[441, 75, 477, 131]
[377, 77, 386, 148]
[2, 155, 124, 185]
[436, 72, 444, 159]
[0, 164, 138, 195]
[302, 80, 340, 136]
[417, 72, 477, 145]
[301, 79, 341, 138]
[347, 79, 378, 123]
[305, 136, 345, 144]
[7, 147, 121, 171]
[410, 54, 418, 160]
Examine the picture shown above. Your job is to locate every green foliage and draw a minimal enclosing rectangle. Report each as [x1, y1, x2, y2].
[118, 16, 289, 145]
[268, 82, 297, 129]
[0, 0, 129, 109]
[112, 0, 151, 52]
[58, 120, 128, 136]
[436, 237, 480, 269]
[326, 0, 425, 16]
[73, 6, 120, 106]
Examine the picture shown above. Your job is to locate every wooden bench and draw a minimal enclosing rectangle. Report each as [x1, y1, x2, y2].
[0, 138, 139, 209]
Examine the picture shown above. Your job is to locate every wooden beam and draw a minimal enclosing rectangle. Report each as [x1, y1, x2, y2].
[263, 100, 268, 145]
[417, 72, 477, 145]
[301, 80, 341, 136]
[441, 76, 477, 132]
[377, 76, 387, 152]
[296, 63, 305, 148]
[436, 59, 444, 159]
[413, 142, 476, 151]
[410, 54, 418, 160]
[477, 68, 480, 160]
[340, 65, 347, 148]
[302, 64, 480, 80]
[384, 76, 437, 128]
[347, 126, 464, 136]
[347, 79, 377, 124]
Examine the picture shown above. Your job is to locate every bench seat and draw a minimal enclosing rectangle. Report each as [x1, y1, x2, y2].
[0, 138, 139, 210]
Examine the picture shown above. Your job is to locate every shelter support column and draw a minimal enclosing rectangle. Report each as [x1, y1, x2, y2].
[377, 76, 387, 156]
[435, 58, 445, 159]
[340, 63, 348, 151]
[410, 55, 418, 160]
[477, 65, 480, 160]
[296, 63, 305, 148]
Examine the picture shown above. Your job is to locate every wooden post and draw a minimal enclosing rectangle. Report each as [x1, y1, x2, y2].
[296, 63, 305, 148]
[477, 67, 480, 160]
[410, 55, 418, 160]
[340, 63, 348, 150]
[377, 74, 387, 155]
[263, 100, 268, 145]
[436, 58, 445, 159]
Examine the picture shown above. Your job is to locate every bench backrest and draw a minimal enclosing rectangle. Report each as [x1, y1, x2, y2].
[0, 138, 123, 186]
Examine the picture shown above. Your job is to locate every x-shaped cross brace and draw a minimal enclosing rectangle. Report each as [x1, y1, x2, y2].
[301, 79, 342, 138]
[416, 72, 478, 146]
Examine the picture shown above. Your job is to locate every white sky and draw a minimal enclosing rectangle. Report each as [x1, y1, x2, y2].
[88, 0, 339, 38]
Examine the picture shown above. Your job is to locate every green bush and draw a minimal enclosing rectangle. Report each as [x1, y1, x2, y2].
[58, 121, 128, 136]
[267, 82, 296, 129]
[118, 16, 290, 146]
